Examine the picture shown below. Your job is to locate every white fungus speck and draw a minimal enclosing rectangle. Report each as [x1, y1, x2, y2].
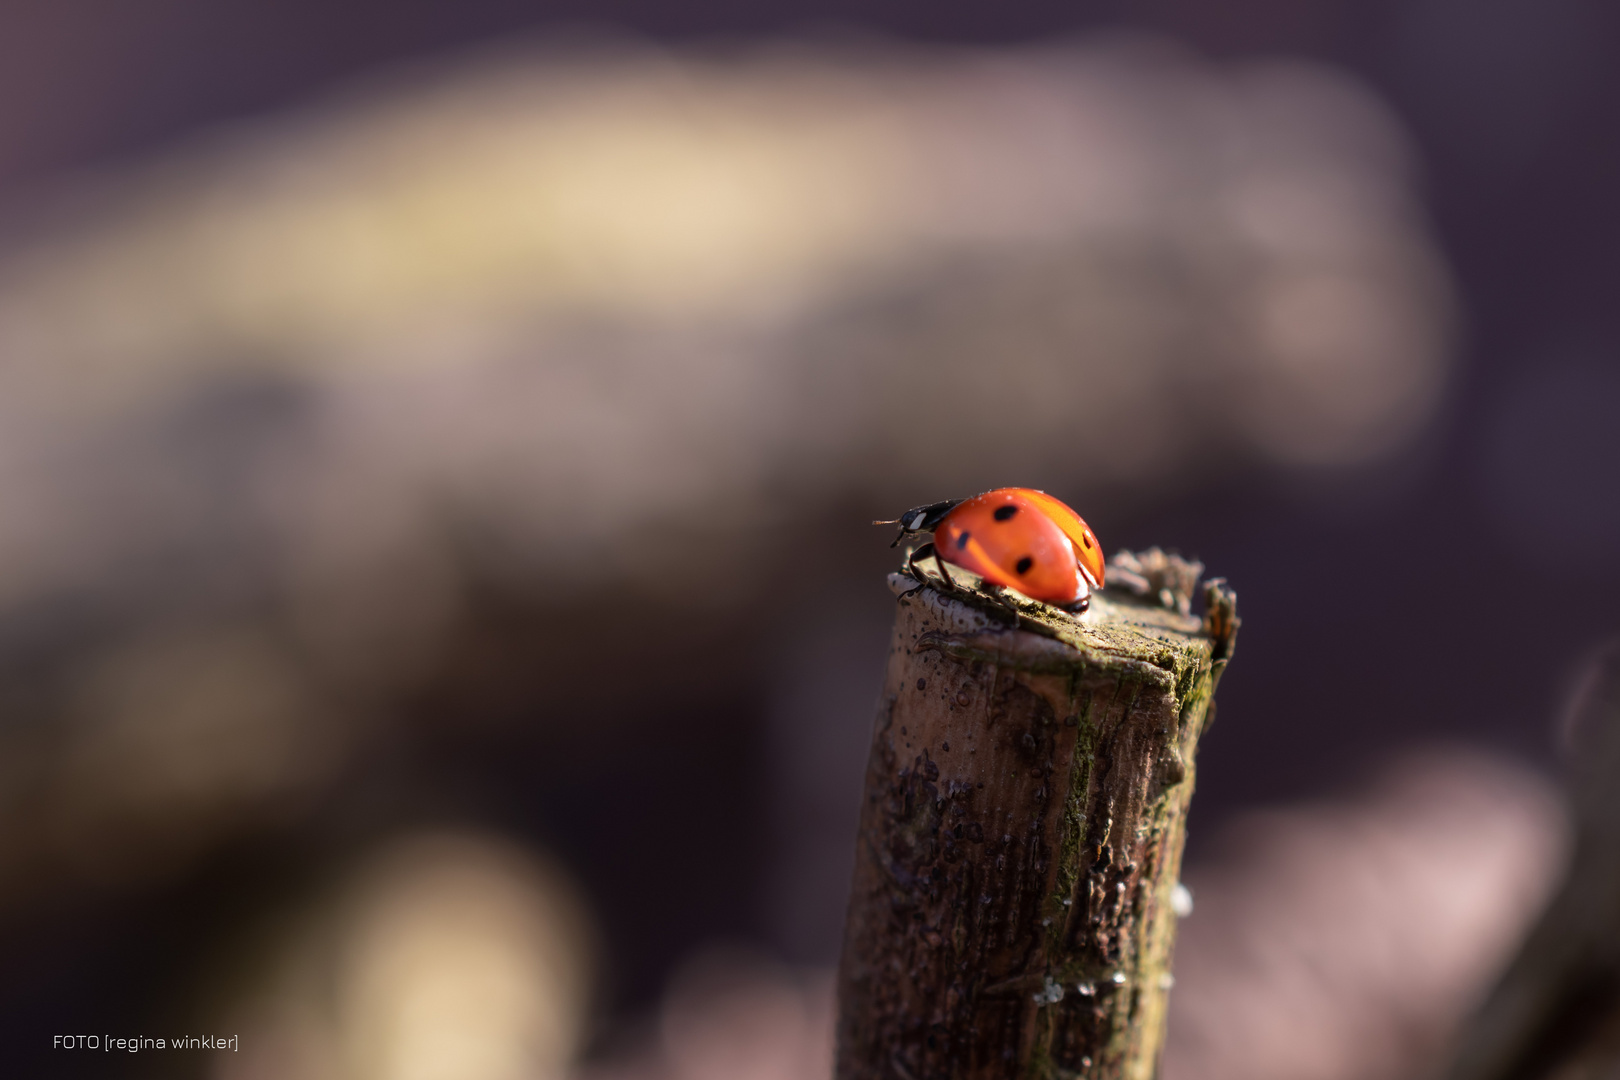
[1032, 977, 1065, 1005]
[1170, 882, 1194, 917]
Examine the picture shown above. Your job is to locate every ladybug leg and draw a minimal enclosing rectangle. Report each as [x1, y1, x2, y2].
[1059, 592, 1092, 615]
[903, 541, 958, 595]
[914, 542, 961, 592]
[930, 548, 960, 592]
[981, 584, 1018, 612]
[896, 542, 931, 598]
[903, 541, 928, 581]
[897, 580, 928, 601]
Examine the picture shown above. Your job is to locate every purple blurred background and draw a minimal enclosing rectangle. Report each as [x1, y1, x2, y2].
[1, 2, 1616, 1078]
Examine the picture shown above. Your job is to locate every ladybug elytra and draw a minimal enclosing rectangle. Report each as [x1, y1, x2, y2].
[877, 488, 1104, 613]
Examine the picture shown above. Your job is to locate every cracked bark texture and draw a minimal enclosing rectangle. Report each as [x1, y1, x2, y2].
[836, 562, 1236, 1080]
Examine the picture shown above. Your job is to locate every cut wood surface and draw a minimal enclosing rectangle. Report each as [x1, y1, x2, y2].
[836, 552, 1237, 1080]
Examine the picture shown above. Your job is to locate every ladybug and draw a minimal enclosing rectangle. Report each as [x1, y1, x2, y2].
[877, 488, 1105, 613]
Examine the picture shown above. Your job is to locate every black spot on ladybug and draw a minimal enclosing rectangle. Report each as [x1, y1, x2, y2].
[1016, 556, 1034, 575]
[956, 531, 971, 550]
[993, 505, 1019, 522]
[1081, 532, 1094, 549]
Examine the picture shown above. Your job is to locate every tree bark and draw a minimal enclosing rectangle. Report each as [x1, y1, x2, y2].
[836, 555, 1237, 1080]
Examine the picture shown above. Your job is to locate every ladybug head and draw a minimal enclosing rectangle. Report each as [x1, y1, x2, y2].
[874, 498, 964, 546]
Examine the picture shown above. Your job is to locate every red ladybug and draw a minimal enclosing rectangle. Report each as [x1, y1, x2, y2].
[877, 488, 1105, 612]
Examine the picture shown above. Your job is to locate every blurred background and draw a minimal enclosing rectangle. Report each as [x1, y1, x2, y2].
[0, 2, 1616, 1078]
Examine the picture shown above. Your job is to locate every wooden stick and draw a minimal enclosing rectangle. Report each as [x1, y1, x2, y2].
[836, 552, 1237, 1080]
